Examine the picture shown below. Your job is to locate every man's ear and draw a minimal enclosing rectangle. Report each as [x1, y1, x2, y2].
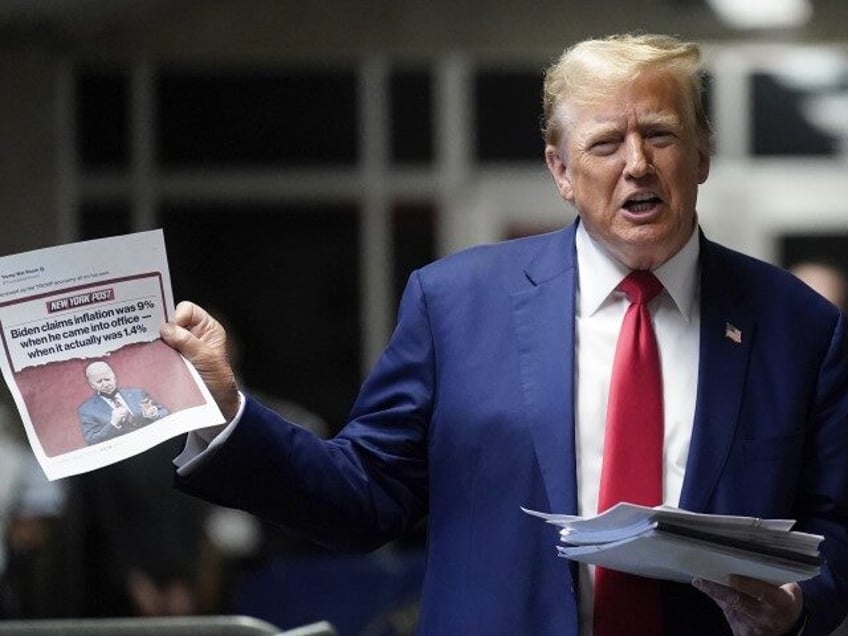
[545, 144, 574, 201]
[696, 147, 711, 185]
[695, 131, 711, 185]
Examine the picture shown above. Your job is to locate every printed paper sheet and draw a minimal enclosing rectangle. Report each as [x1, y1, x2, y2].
[0, 230, 224, 480]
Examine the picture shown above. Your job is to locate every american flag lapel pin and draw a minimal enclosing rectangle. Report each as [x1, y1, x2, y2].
[725, 322, 742, 344]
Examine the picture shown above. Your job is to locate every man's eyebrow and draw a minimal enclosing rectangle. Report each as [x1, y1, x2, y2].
[579, 121, 623, 141]
[639, 112, 682, 128]
[577, 111, 683, 144]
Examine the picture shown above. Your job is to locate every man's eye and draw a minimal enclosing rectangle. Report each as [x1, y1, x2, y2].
[589, 141, 619, 155]
[647, 131, 675, 145]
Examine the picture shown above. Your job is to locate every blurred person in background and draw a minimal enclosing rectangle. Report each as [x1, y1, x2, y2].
[210, 314, 426, 635]
[790, 260, 847, 312]
[59, 436, 222, 618]
[0, 389, 67, 618]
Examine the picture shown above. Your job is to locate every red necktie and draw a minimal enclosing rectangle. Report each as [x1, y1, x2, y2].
[593, 270, 664, 635]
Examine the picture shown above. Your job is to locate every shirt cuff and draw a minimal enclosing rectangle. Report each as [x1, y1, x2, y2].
[174, 392, 246, 475]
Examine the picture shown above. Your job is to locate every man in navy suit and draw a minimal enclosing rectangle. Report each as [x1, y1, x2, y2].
[78, 361, 169, 445]
[161, 34, 848, 634]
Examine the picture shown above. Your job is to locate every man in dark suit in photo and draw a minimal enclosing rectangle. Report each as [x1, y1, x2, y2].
[78, 361, 169, 446]
[160, 33, 848, 635]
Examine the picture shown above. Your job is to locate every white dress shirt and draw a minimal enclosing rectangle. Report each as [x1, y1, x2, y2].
[575, 221, 701, 633]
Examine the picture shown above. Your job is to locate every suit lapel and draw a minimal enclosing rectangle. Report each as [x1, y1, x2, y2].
[511, 228, 752, 515]
[679, 236, 755, 511]
[512, 225, 579, 515]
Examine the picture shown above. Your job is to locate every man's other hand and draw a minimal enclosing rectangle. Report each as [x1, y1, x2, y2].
[693, 576, 803, 636]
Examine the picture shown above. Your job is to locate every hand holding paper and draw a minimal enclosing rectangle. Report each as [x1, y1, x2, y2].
[159, 301, 240, 422]
[693, 576, 804, 636]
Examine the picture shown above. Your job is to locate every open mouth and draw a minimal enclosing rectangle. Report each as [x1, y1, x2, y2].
[623, 193, 662, 213]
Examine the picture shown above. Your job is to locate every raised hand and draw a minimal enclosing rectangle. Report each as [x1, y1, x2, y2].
[159, 301, 240, 421]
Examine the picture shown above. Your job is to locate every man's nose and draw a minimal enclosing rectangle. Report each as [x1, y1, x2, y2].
[624, 136, 652, 178]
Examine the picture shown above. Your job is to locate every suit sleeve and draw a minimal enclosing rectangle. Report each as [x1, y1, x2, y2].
[175, 271, 434, 552]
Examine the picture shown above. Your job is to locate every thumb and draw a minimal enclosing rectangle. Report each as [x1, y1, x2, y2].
[159, 321, 199, 358]
[159, 310, 239, 420]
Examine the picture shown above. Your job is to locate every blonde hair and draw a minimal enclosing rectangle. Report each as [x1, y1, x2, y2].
[542, 33, 713, 150]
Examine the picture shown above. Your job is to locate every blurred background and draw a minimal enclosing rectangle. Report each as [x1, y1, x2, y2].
[1, 0, 847, 633]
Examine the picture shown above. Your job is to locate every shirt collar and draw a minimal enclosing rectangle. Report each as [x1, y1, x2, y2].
[575, 220, 700, 321]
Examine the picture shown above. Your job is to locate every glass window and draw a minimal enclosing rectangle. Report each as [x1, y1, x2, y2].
[392, 202, 436, 306]
[475, 70, 543, 161]
[157, 70, 359, 167]
[780, 232, 848, 273]
[76, 70, 130, 169]
[78, 201, 132, 240]
[751, 73, 839, 156]
[390, 69, 433, 165]
[160, 202, 361, 429]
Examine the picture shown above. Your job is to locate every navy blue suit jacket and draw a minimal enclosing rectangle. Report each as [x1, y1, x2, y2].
[177, 221, 848, 635]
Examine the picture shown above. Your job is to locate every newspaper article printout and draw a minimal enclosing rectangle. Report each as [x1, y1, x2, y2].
[0, 230, 225, 480]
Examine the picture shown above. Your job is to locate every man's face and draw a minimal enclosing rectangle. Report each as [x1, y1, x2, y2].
[87, 366, 117, 395]
[545, 71, 710, 270]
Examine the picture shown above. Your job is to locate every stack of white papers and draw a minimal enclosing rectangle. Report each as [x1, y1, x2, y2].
[523, 504, 823, 585]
